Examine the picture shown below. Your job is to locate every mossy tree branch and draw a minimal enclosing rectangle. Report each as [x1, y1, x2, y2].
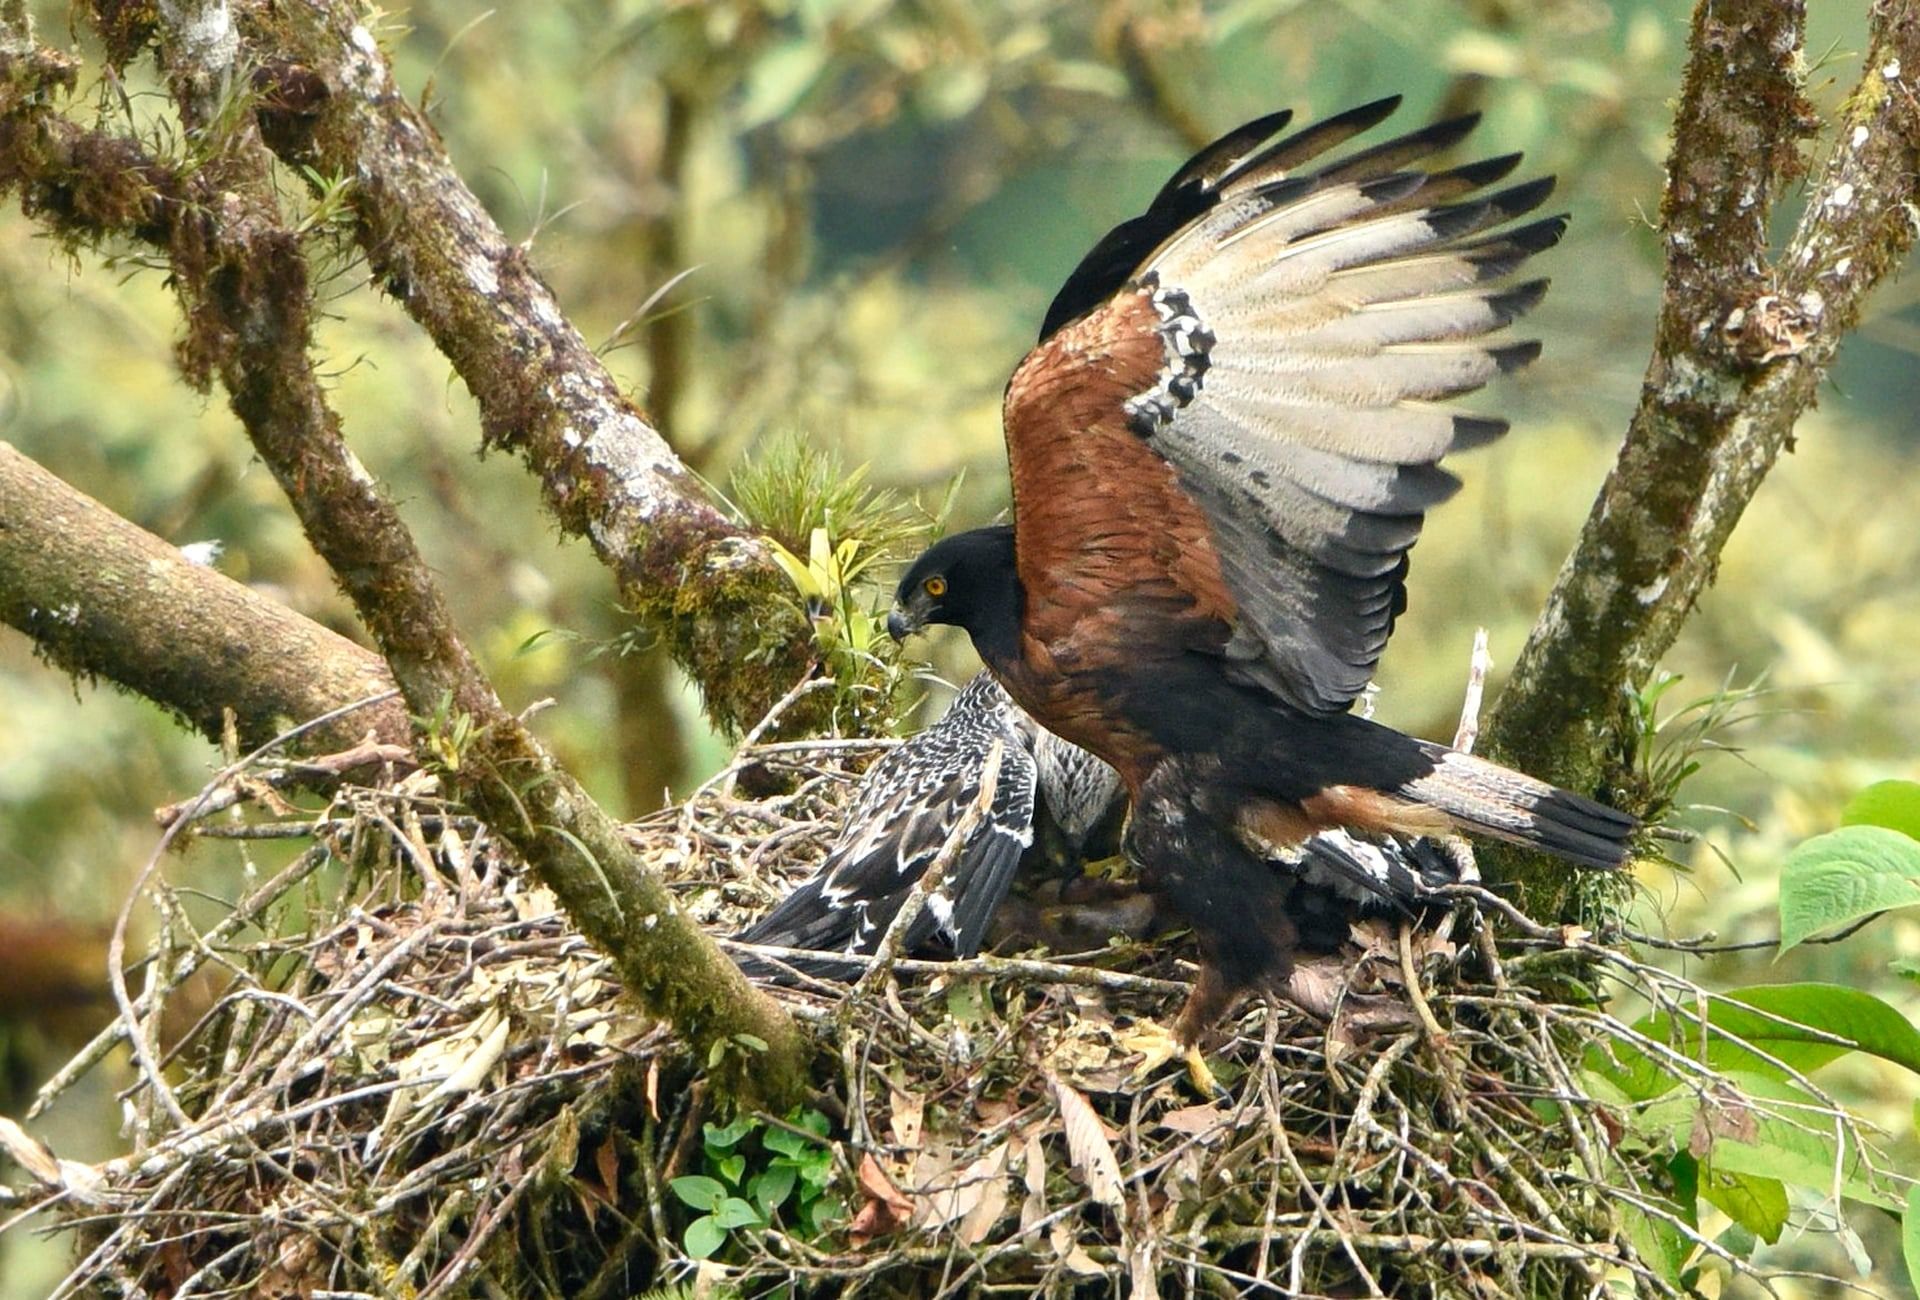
[0, 441, 411, 753]
[1483, 0, 1920, 916]
[0, 12, 805, 1106]
[224, 0, 815, 736]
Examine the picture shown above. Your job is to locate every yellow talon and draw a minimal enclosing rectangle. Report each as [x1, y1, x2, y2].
[1120, 1021, 1223, 1096]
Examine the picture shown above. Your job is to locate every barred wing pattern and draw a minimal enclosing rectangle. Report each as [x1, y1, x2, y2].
[735, 674, 1039, 976]
[1007, 97, 1566, 719]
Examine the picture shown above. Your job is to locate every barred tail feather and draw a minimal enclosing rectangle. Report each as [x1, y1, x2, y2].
[1397, 743, 1634, 870]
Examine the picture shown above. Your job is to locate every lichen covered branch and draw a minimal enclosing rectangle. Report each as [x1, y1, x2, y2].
[0, 442, 410, 753]
[231, 1, 816, 734]
[0, 10, 806, 1105]
[1485, 0, 1920, 912]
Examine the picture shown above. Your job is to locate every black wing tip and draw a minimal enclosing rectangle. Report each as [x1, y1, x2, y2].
[1491, 339, 1544, 373]
[1460, 214, 1570, 282]
[1488, 175, 1559, 219]
[1441, 151, 1525, 190]
[1405, 110, 1484, 154]
[1489, 277, 1551, 322]
[1345, 92, 1406, 125]
[1450, 414, 1511, 451]
[1423, 178, 1560, 244]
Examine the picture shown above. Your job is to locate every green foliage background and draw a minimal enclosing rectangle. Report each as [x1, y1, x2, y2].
[1, 0, 1917, 1292]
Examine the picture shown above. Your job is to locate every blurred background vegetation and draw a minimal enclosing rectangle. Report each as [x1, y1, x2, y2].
[2, 0, 1916, 1293]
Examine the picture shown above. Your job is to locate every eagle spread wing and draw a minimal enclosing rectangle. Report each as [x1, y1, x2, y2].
[1005, 96, 1563, 720]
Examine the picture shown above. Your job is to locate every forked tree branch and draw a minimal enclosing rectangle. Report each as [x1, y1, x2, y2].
[226, 0, 818, 736]
[1484, 0, 1920, 912]
[0, 11, 805, 1105]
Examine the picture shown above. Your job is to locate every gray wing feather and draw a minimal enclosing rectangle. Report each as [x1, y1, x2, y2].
[737, 674, 1038, 967]
[1119, 106, 1563, 716]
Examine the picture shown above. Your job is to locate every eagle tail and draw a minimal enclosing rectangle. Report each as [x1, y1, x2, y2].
[1396, 743, 1635, 871]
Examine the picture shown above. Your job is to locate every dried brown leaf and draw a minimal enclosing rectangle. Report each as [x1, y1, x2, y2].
[1019, 1127, 1048, 1231]
[889, 1086, 925, 1151]
[1157, 1104, 1228, 1140]
[849, 1152, 914, 1245]
[1049, 1073, 1124, 1208]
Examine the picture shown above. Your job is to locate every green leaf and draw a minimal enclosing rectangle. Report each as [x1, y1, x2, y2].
[806, 1194, 847, 1234]
[683, 1214, 726, 1260]
[716, 1153, 746, 1186]
[796, 1147, 835, 1186]
[703, 1117, 753, 1151]
[1700, 1167, 1788, 1244]
[795, 1107, 831, 1137]
[763, 1127, 806, 1159]
[713, 1196, 763, 1230]
[1714, 984, 1920, 1077]
[1779, 826, 1920, 952]
[1903, 1184, 1920, 1296]
[739, 40, 830, 130]
[750, 1163, 798, 1217]
[1841, 780, 1920, 841]
[1587, 983, 1920, 1100]
[1618, 1197, 1691, 1285]
[669, 1175, 726, 1212]
[1631, 1072, 1902, 1211]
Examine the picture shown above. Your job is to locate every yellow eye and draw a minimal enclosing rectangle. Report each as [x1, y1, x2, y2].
[923, 575, 948, 598]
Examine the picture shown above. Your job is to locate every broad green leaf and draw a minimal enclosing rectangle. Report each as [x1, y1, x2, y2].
[1841, 780, 1920, 842]
[684, 1213, 726, 1260]
[1903, 1184, 1920, 1296]
[716, 1153, 746, 1186]
[1618, 1198, 1691, 1285]
[1705, 984, 1920, 1079]
[669, 1175, 726, 1212]
[763, 1127, 807, 1159]
[713, 1196, 763, 1230]
[1586, 983, 1920, 1100]
[1699, 1167, 1788, 1244]
[797, 1147, 835, 1187]
[795, 1107, 831, 1137]
[739, 40, 829, 129]
[1779, 826, 1920, 952]
[703, 1117, 753, 1151]
[750, 1163, 798, 1217]
[806, 1195, 846, 1234]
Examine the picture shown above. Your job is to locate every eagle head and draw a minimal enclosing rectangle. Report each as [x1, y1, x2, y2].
[888, 526, 1020, 664]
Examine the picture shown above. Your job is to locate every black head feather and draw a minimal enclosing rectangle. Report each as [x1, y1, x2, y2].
[889, 526, 1022, 671]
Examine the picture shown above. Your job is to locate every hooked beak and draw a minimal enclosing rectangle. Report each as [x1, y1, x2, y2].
[886, 605, 918, 643]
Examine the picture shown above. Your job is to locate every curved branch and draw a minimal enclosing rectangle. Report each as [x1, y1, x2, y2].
[0, 441, 410, 753]
[0, 14, 807, 1106]
[235, 1, 816, 734]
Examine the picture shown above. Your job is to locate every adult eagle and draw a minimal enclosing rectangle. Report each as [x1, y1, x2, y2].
[886, 98, 1635, 1077]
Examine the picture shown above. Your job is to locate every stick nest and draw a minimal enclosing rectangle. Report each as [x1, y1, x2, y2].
[1, 739, 1902, 1299]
